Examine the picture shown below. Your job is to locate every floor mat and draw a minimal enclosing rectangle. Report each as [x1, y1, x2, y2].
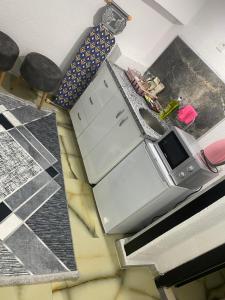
[0, 91, 78, 285]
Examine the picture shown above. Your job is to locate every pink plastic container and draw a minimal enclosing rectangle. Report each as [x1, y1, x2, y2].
[177, 105, 198, 125]
[203, 139, 225, 166]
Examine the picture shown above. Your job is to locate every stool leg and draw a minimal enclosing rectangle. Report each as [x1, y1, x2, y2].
[11, 75, 22, 91]
[38, 92, 48, 109]
[0, 71, 6, 86]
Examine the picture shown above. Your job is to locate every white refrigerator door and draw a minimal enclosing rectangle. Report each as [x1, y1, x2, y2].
[93, 141, 168, 233]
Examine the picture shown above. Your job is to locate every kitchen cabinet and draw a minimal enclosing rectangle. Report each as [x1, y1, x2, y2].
[93, 141, 169, 233]
[92, 63, 119, 108]
[70, 97, 88, 138]
[77, 90, 132, 157]
[93, 140, 191, 234]
[70, 62, 143, 184]
[77, 63, 119, 127]
[82, 84, 101, 124]
[83, 106, 142, 183]
[70, 63, 119, 136]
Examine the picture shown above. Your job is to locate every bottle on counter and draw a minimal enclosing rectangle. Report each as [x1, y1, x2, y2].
[159, 99, 180, 120]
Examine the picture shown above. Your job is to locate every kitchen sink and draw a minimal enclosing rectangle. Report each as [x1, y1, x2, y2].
[139, 108, 166, 135]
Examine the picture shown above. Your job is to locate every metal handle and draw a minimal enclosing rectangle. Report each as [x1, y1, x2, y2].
[119, 117, 128, 127]
[116, 109, 125, 119]
[89, 97, 93, 105]
[78, 113, 81, 121]
[104, 80, 109, 88]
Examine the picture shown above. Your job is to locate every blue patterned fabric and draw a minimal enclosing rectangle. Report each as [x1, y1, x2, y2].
[53, 24, 115, 110]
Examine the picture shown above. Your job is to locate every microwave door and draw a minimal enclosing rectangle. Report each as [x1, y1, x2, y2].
[156, 131, 189, 172]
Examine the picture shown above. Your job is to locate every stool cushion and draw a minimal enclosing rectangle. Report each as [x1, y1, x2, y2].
[20, 52, 62, 92]
[0, 31, 19, 71]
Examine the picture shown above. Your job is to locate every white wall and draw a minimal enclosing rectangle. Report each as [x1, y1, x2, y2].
[0, 0, 103, 70]
[115, 0, 174, 67]
[1, 0, 224, 145]
[143, 0, 225, 149]
[181, 0, 225, 85]
[0, 0, 174, 71]
[179, 0, 225, 149]
[152, 0, 206, 24]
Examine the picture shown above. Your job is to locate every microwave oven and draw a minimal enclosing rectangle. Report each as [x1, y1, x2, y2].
[154, 127, 217, 189]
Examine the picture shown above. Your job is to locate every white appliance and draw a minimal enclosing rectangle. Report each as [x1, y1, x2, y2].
[155, 127, 216, 189]
[93, 140, 192, 234]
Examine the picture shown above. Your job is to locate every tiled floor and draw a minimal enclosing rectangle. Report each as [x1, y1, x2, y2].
[1, 75, 225, 300]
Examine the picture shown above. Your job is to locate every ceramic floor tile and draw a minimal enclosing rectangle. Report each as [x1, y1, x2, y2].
[60, 153, 86, 181]
[5, 171, 53, 210]
[9, 128, 51, 169]
[122, 267, 160, 299]
[16, 180, 60, 220]
[5, 225, 67, 275]
[57, 126, 81, 157]
[64, 178, 92, 196]
[67, 207, 120, 280]
[0, 284, 52, 300]
[17, 126, 57, 165]
[53, 277, 121, 300]
[173, 281, 206, 300]
[116, 288, 156, 300]
[56, 109, 72, 127]
[0, 214, 23, 241]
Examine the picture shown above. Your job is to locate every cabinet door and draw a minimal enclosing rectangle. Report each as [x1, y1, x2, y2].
[82, 82, 101, 124]
[77, 91, 128, 157]
[92, 63, 118, 109]
[93, 142, 167, 233]
[80, 64, 119, 125]
[70, 100, 88, 138]
[83, 110, 142, 184]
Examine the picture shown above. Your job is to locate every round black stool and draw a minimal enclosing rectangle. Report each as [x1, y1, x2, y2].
[0, 31, 19, 85]
[20, 52, 62, 108]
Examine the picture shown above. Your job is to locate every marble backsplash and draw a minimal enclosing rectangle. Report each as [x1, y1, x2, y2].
[146, 37, 225, 138]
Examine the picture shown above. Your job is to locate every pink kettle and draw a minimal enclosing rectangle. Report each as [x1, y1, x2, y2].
[201, 139, 225, 168]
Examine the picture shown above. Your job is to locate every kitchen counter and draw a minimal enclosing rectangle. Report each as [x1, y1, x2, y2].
[106, 60, 170, 141]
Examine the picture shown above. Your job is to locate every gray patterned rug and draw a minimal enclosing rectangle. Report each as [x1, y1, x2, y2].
[0, 91, 78, 285]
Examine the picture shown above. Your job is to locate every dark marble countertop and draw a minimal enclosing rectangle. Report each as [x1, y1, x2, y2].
[106, 61, 170, 141]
